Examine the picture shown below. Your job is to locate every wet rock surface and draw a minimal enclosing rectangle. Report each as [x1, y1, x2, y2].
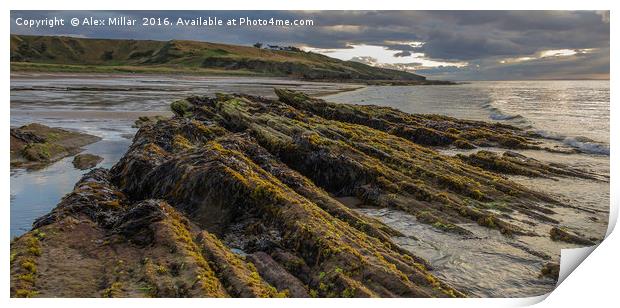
[11, 123, 101, 169]
[11, 89, 604, 297]
[540, 262, 560, 280]
[72, 153, 104, 170]
[549, 226, 596, 246]
[457, 150, 600, 180]
[133, 115, 167, 129]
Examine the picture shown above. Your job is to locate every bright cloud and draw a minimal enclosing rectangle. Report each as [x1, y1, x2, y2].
[304, 44, 468, 71]
[499, 48, 596, 64]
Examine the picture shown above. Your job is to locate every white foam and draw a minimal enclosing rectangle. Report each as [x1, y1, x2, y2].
[534, 130, 610, 155]
[483, 101, 526, 122]
[563, 137, 610, 155]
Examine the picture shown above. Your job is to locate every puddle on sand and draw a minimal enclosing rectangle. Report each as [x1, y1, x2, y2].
[356, 207, 564, 297]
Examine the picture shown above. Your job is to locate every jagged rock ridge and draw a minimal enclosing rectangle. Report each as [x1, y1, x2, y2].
[11, 89, 599, 297]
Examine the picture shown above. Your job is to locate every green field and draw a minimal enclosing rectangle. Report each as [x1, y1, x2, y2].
[10, 62, 261, 76]
[11, 35, 427, 81]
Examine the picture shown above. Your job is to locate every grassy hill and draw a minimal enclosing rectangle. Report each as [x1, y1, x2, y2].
[10, 35, 427, 81]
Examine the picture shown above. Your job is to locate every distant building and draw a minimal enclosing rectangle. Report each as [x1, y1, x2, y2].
[263, 44, 302, 52]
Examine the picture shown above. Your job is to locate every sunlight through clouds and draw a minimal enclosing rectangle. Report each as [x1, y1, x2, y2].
[303, 44, 468, 71]
[499, 48, 598, 64]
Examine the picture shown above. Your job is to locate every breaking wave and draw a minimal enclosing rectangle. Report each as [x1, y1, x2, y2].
[482, 102, 527, 122]
[481, 101, 609, 156]
[534, 130, 610, 155]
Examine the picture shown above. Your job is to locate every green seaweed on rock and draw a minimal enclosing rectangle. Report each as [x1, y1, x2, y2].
[11, 89, 601, 298]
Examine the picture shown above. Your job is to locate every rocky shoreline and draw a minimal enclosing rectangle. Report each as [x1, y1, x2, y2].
[10, 89, 602, 297]
[11, 123, 101, 170]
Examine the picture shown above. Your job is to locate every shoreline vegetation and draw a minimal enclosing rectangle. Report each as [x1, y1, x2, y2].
[10, 89, 602, 297]
[10, 123, 101, 170]
[10, 35, 454, 85]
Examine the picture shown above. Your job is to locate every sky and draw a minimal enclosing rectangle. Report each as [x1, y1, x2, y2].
[10, 11, 610, 80]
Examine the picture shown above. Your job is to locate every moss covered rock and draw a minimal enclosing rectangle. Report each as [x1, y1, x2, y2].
[11, 89, 601, 298]
[72, 153, 104, 170]
[11, 123, 101, 169]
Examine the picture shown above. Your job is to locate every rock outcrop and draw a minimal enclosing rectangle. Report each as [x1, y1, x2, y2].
[540, 262, 560, 280]
[11, 89, 600, 297]
[457, 150, 600, 180]
[72, 153, 104, 170]
[11, 123, 101, 169]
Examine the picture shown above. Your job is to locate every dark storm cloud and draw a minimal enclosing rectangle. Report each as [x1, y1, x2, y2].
[417, 48, 610, 81]
[10, 10, 609, 80]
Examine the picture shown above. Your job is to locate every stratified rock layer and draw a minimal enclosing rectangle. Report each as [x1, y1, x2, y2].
[11, 89, 598, 298]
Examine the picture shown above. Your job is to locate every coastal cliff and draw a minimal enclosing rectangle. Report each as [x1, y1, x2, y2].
[10, 35, 435, 84]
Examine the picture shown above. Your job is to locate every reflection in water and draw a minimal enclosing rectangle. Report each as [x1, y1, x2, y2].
[10, 140, 131, 238]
